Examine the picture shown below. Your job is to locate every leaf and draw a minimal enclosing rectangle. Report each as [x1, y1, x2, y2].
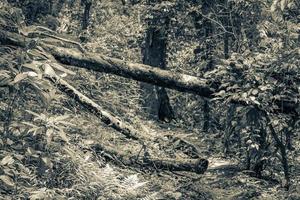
[25, 110, 42, 118]
[271, 0, 279, 12]
[11, 73, 28, 84]
[83, 139, 95, 145]
[259, 85, 269, 91]
[28, 127, 41, 135]
[42, 157, 53, 168]
[280, 0, 287, 11]
[29, 188, 47, 200]
[0, 175, 15, 188]
[22, 121, 38, 128]
[0, 155, 14, 166]
[43, 63, 57, 78]
[0, 70, 12, 86]
[46, 129, 54, 144]
[27, 147, 39, 158]
[22, 61, 43, 73]
[251, 89, 259, 95]
[58, 130, 69, 142]
[214, 90, 226, 97]
[40, 91, 52, 106]
[249, 96, 256, 101]
[273, 120, 279, 125]
[6, 138, 14, 145]
[24, 71, 38, 77]
[242, 92, 248, 98]
[53, 115, 70, 122]
[26, 110, 47, 122]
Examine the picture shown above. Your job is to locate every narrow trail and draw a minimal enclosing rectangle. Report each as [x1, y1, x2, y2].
[147, 122, 288, 199]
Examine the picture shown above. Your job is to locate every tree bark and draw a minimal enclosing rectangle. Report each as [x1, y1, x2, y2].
[263, 110, 290, 190]
[142, 17, 174, 122]
[40, 44, 215, 97]
[194, 1, 215, 132]
[223, 0, 230, 59]
[81, 0, 92, 30]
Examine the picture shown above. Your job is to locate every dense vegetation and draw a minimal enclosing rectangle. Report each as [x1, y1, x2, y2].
[0, 0, 299, 199]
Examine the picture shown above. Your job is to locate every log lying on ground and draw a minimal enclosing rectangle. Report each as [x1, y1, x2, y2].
[0, 30, 298, 114]
[43, 44, 215, 97]
[0, 30, 214, 98]
[46, 71, 203, 156]
[92, 143, 209, 174]
[46, 73, 142, 141]
[41, 45, 300, 115]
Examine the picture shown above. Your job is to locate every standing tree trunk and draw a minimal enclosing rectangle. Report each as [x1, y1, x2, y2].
[223, 0, 230, 59]
[81, 0, 92, 30]
[202, 14, 213, 131]
[141, 4, 174, 122]
[193, 1, 214, 132]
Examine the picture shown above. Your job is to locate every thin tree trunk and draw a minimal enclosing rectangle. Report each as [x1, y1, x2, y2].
[263, 109, 290, 190]
[223, 0, 230, 59]
[81, 0, 92, 30]
[201, 1, 214, 132]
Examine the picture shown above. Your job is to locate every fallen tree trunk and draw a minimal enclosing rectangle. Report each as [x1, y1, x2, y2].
[45, 69, 203, 156]
[58, 79, 208, 172]
[43, 44, 215, 98]
[45, 72, 142, 141]
[92, 143, 209, 174]
[0, 30, 298, 114]
[0, 30, 214, 98]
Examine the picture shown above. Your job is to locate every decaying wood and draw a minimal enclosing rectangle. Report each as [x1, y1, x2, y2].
[92, 143, 209, 174]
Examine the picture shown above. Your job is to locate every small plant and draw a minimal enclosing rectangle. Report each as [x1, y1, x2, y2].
[23, 110, 71, 145]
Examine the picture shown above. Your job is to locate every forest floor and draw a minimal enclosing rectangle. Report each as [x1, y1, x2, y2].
[1, 1, 299, 199]
[83, 114, 291, 200]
